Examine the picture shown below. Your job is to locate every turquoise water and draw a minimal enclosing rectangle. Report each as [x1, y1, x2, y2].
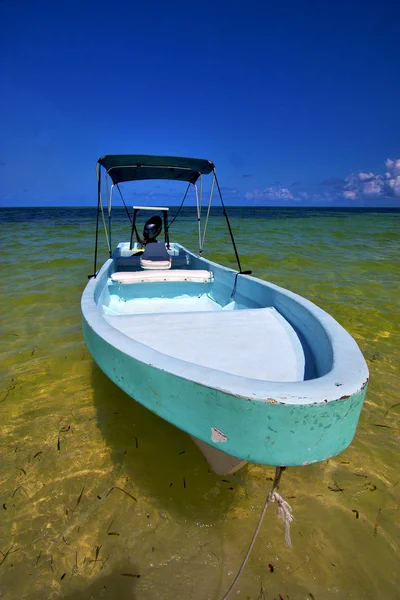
[1, 207, 399, 599]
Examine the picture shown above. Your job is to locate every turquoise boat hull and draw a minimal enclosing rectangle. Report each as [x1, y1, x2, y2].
[81, 243, 368, 470]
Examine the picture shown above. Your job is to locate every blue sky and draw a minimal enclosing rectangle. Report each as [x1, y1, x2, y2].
[1, 0, 399, 207]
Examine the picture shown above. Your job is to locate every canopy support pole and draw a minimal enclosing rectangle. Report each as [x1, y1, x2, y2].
[116, 184, 132, 224]
[91, 164, 102, 278]
[90, 165, 111, 277]
[195, 184, 202, 254]
[130, 208, 142, 249]
[200, 173, 215, 252]
[163, 210, 170, 248]
[213, 169, 246, 274]
[107, 176, 112, 257]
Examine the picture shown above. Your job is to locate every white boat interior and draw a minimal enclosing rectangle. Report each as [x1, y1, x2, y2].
[99, 243, 305, 384]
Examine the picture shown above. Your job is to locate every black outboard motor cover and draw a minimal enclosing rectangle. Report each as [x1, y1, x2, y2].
[143, 215, 163, 243]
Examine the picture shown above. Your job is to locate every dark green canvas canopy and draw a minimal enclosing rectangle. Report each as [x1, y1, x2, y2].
[91, 153, 244, 276]
[97, 154, 215, 185]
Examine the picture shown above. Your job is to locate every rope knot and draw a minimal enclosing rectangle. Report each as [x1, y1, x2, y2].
[268, 490, 294, 547]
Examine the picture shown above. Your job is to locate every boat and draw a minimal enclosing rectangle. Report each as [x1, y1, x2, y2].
[81, 154, 369, 476]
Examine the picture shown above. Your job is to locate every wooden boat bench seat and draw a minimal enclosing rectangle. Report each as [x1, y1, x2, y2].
[105, 306, 305, 382]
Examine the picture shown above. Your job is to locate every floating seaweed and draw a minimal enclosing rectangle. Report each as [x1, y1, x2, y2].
[257, 583, 266, 599]
[374, 508, 382, 535]
[57, 425, 71, 451]
[114, 486, 137, 502]
[12, 485, 27, 498]
[0, 545, 19, 567]
[76, 483, 86, 507]
[106, 521, 120, 535]
[365, 482, 377, 492]
[328, 482, 344, 492]
[89, 545, 103, 566]
[385, 402, 400, 416]
[1, 385, 15, 403]
[106, 520, 114, 533]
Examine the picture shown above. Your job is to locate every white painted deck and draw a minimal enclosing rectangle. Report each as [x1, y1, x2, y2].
[105, 307, 305, 382]
[106, 293, 220, 315]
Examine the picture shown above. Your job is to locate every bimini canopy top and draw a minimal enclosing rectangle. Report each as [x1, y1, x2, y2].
[91, 152, 244, 278]
[97, 154, 215, 185]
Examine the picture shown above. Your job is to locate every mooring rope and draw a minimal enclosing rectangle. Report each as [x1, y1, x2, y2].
[219, 466, 293, 600]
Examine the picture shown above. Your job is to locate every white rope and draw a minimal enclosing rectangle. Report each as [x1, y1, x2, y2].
[268, 490, 293, 547]
[219, 466, 293, 600]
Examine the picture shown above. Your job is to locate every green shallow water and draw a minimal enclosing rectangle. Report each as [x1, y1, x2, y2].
[0, 207, 399, 600]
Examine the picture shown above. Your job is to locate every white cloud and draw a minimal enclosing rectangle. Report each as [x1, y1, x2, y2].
[358, 172, 374, 181]
[363, 180, 383, 195]
[343, 158, 400, 200]
[245, 187, 295, 201]
[243, 157, 400, 204]
[385, 158, 394, 169]
[387, 175, 400, 196]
